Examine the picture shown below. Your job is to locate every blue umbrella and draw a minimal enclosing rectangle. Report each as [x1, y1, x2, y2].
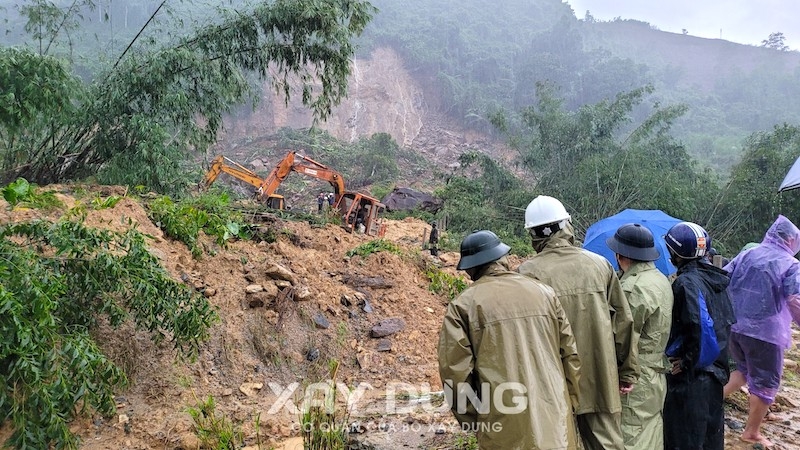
[583, 209, 683, 276]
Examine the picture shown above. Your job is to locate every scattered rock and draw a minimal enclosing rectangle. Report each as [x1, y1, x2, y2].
[724, 418, 743, 430]
[275, 279, 293, 289]
[245, 284, 264, 294]
[239, 382, 263, 397]
[376, 339, 392, 352]
[222, 388, 234, 397]
[370, 318, 406, 338]
[341, 294, 353, 307]
[784, 359, 798, 371]
[425, 307, 434, 313]
[349, 421, 366, 434]
[118, 414, 129, 425]
[357, 353, 371, 370]
[265, 263, 297, 284]
[343, 274, 394, 289]
[244, 273, 258, 283]
[349, 309, 359, 319]
[293, 285, 313, 301]
[306, 348, 321, 362]
[362, 299, 374, 313]
[313, 313, 331, 329]
[202, 288, 217, 297]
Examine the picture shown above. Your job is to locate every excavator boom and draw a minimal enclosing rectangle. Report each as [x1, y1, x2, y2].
[259, 151, 345, 203]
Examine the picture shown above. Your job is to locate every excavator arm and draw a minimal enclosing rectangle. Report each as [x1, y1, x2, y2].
[201, 156, 265, 192]
[259, 151, 346, 203]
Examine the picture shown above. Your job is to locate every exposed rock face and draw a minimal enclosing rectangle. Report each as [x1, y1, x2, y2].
[216, 46, 515, 172]
[381, 187, 442, 213]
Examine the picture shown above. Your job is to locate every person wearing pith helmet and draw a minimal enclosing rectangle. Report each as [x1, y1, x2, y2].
[662, 222, 735, 450]
[605, 223, 673, 450]
[517, 195, 638, 450]
[438, 230, 581, 449]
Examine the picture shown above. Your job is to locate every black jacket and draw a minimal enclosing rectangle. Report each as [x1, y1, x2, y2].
[666, 259, 736, 384]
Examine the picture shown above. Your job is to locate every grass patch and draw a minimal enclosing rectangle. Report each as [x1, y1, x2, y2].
[346, 239, 402, 258]
[187, 395, 243, 450]
[426, 265, 468, 300]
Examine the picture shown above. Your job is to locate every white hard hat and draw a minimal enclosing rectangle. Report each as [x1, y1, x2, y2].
[524, 195, 571, 230]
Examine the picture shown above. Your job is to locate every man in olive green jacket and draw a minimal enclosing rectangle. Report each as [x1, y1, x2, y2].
[439, 230, 581, 449]
[518, 196, 639, 450]
[606, 224, 674, 450]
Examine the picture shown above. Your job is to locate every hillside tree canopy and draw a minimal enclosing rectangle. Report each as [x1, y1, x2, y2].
[0, 0, 376, 194]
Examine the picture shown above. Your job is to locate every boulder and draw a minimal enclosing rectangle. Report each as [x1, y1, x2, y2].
[265, 263, 297, 284]
[370, 317, 406, 338]
[381, 187, 442, 213]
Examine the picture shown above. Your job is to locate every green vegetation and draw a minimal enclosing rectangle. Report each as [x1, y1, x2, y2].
[146, 192, 252, 258]
[0, 197, 218, 448]
[346, 239, 402, 258]
[1, 178, 63, 210]
[300, 360, 350, 450]
[452, 433, 479, 450]
[425, 266, 468, 300]
[188, 395, 243, 450]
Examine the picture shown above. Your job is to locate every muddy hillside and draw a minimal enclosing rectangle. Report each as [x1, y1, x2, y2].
[3, 186, 800, 450]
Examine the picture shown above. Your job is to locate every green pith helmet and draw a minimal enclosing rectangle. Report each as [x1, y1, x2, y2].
[457, 230, 511, 270]
[606, 223, 659, 262]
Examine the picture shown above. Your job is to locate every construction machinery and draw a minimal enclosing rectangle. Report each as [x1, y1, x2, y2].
[201, 152, 387, 237]
[200, 155, 286, 209]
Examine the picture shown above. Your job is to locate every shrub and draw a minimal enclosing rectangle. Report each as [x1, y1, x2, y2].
[426, 266, 468, 300]
[345, 239, 402, 258]
[0, 217, 218, 449]
[146, 192, 251, 258]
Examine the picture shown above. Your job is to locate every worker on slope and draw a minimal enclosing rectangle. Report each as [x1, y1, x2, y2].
[438, 230, 581, 449]
[517, 195, 638, 450]
[606, 223, 673, 450]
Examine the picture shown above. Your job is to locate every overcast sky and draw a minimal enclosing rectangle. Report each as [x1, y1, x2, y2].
[566, 0, 799, 50]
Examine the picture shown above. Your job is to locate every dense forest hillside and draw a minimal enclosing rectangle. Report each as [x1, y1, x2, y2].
[352, 0, 800, 170]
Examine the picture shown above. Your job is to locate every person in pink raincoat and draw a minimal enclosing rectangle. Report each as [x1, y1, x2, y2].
[722, 215, 800, 447]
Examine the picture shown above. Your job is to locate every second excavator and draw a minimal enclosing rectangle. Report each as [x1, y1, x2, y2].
[201, 152, 387, 237]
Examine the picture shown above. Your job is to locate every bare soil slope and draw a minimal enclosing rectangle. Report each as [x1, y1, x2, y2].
[3, 186, 800, 450]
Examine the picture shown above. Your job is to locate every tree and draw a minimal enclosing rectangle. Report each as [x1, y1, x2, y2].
[492, 82, 718, 238]
[0, 0, 376, 194]
[0, 200, 218, 448]
[761, 32, 790, 51]
[712, 124, 800, 252]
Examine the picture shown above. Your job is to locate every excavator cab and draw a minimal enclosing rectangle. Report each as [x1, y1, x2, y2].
[264, 194, 285, 210]
[338, 192, 387, 237]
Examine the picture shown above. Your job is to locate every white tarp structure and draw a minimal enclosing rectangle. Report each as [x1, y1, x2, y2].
[780, 157, 800, 192]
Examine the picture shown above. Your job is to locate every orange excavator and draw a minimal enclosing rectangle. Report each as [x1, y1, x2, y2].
[201, 152, 387, 237]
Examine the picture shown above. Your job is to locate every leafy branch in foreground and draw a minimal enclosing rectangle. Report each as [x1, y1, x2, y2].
[0, 218, 218, 449]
